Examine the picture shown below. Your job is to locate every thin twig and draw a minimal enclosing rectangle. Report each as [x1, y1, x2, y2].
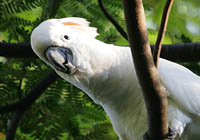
[153, 0, 174, 67]
[97, 0, 128, 40]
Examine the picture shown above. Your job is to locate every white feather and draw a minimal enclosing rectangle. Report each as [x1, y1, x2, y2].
[31, 17, 200, 140]
[159, 59, 200, 116]
[57, 17, 99, 38]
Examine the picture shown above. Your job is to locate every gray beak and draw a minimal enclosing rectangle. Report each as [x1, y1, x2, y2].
[45, 47, 77, 74]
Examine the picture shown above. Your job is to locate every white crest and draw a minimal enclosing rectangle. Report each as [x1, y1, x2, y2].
[57, 17, 99, 38]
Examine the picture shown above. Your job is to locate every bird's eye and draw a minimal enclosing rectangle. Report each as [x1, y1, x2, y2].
[64, 35, 69, 40]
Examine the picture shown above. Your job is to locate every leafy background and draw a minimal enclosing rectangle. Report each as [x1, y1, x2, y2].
[0, 0, 200, 139]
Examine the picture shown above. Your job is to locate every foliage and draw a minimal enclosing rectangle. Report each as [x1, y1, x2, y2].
[0, 0, 120, 139]
[0, 0, 200, 140]
[144, 0, 200, 43]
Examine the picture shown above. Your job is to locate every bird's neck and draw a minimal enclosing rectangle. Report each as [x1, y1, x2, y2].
[75, 40, 132, 102]
[73, 41, 147, 139]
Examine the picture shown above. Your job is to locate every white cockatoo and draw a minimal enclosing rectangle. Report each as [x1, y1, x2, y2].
[31, 17, 200, 140]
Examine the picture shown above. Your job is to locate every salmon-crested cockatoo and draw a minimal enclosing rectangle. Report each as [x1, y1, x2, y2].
[31, 17, 200, 140]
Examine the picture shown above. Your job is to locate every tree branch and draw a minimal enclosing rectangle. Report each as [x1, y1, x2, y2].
[97, 0, 128, 40]
[151, 43, 200, 62]
[3, 71, 58, 140]
[122, 0, 168, 139]
[1, 42, 200, 62]
[153, 0, 174, 67]
[6, 110, 24, 140]
[0, 71, 58, 114]
[0, 42, 37, 58]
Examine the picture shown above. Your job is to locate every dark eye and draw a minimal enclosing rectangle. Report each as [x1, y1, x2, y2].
[64, 35, 69, 40]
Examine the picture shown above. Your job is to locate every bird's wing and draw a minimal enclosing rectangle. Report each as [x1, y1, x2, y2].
[56, 17, 99, 38]
[159, 58, 200, 116]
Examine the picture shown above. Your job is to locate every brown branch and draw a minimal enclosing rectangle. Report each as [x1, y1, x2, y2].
[0, 71, 58, 114]
[97, 0, 128, 40]
[153, 0, 174, 67]
[122, 0, 168, 139]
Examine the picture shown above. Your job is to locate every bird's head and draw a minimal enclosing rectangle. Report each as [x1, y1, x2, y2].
[31, 17, 99, 84]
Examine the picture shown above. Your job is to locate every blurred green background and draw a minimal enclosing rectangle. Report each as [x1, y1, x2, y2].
[0, 0, 200, 139]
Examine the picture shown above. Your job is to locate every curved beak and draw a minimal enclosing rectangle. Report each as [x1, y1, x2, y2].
[45, 47, 77, 74]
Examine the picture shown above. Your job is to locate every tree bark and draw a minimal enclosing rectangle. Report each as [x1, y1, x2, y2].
[122, 0, 168, 139]
[153, 0, 174, 67]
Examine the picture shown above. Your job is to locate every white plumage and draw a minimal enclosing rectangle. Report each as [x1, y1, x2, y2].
[31, 17, 200, 140]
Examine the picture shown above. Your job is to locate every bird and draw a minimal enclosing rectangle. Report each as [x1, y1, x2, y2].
[31, 17, 200, 140]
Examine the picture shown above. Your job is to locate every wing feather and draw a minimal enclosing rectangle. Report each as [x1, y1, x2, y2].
[159, 59, 200, 116]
